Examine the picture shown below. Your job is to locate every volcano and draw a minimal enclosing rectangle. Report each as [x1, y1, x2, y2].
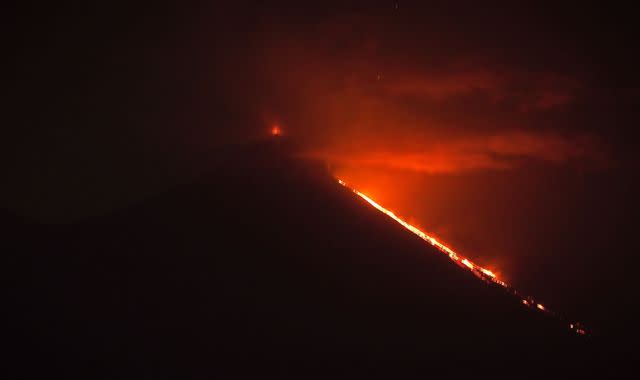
[7, 140, 607, 378]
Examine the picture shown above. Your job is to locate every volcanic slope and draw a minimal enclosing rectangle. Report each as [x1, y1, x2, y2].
[9, 141, 604, 378]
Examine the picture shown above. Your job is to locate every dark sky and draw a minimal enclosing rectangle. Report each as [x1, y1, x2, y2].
[5, 1, 640, 333]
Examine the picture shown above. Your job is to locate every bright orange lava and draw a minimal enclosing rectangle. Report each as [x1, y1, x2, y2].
[271, 125, 282, 136]
[336, 177, 587, 335]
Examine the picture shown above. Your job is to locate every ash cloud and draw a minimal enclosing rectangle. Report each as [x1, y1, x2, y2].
[243, 8, 607, 173]
[307, 130, 607, 174]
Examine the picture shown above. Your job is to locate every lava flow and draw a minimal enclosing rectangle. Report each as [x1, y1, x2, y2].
[337, 178, 587, 336]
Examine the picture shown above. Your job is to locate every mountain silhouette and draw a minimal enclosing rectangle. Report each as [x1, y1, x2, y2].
[7, 140, 607, 378]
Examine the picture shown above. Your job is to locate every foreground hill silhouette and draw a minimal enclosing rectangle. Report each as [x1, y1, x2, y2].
[8, 141, 609, 378]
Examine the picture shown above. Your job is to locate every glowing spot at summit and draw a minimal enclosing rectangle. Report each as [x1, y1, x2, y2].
[271, 125, 282, 136]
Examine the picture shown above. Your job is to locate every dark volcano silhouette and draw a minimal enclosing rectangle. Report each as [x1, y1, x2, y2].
[8, 141, 609, 378]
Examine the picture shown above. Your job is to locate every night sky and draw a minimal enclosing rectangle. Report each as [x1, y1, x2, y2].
[6, 1, 640, 336]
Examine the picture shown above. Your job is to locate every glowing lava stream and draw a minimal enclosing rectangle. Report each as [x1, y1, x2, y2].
[337, 178, 587, 336]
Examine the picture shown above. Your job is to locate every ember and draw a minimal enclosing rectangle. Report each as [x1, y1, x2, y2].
[271, 125, 282, 136]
